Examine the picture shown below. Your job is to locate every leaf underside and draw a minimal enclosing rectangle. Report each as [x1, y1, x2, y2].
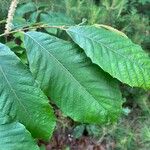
[24, 31, 123, 124]
[67, 26, 150, 89]
[0, 43, 56, 140]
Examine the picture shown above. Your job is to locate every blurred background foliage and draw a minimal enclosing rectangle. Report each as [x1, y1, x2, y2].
[0, 0, 149, 49]
[0, 0, 150, 149]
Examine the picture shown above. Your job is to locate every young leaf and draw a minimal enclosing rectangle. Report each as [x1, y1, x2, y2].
[0, 118, 39, 150]
[67, 25, 150, 89]
[0, 43, 56, 140]
[24, 31, 123, 124]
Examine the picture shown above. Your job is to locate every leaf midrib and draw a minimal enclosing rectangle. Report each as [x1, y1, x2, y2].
[25, 32, 113, 111]
[68, 28, 150, 72]
[0, 65, 32, 122]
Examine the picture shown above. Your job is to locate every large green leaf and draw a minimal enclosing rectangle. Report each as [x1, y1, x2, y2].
[24, 31, 123, 124]
[0, 43, 56, 140]
[67, 25, 150, 89]
[0, 117, 39, 150]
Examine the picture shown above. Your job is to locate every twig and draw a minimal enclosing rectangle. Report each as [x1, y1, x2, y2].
[0, 24, 67, 37]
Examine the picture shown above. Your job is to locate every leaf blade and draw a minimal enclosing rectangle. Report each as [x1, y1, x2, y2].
[24, 31, 123, 124]
[67, 25, 150, 89]
[0, 43, 56, 140]
[0, 118, 39, 150]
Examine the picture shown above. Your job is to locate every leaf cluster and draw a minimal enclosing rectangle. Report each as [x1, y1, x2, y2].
[0, 0, 150, 149]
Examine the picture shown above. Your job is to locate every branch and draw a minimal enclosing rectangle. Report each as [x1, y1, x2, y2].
[0, 24, 67, 37]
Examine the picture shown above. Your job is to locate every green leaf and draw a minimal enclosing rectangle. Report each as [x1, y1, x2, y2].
[40, 11, 75, 26]
[72, 125, 85, 139]
[13, 2, 40, 29]
[0, 118, 39, 150]
[15, 2, 37, 17]
[24, 31, 123, 124]
[0, 113, 11, 125]
[29, 11, 39, 23]
[67, 25, 150, 89]
[12, 17, 31, 30]
[40, 12, 75, 34]
[0, 43, 56, 140]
